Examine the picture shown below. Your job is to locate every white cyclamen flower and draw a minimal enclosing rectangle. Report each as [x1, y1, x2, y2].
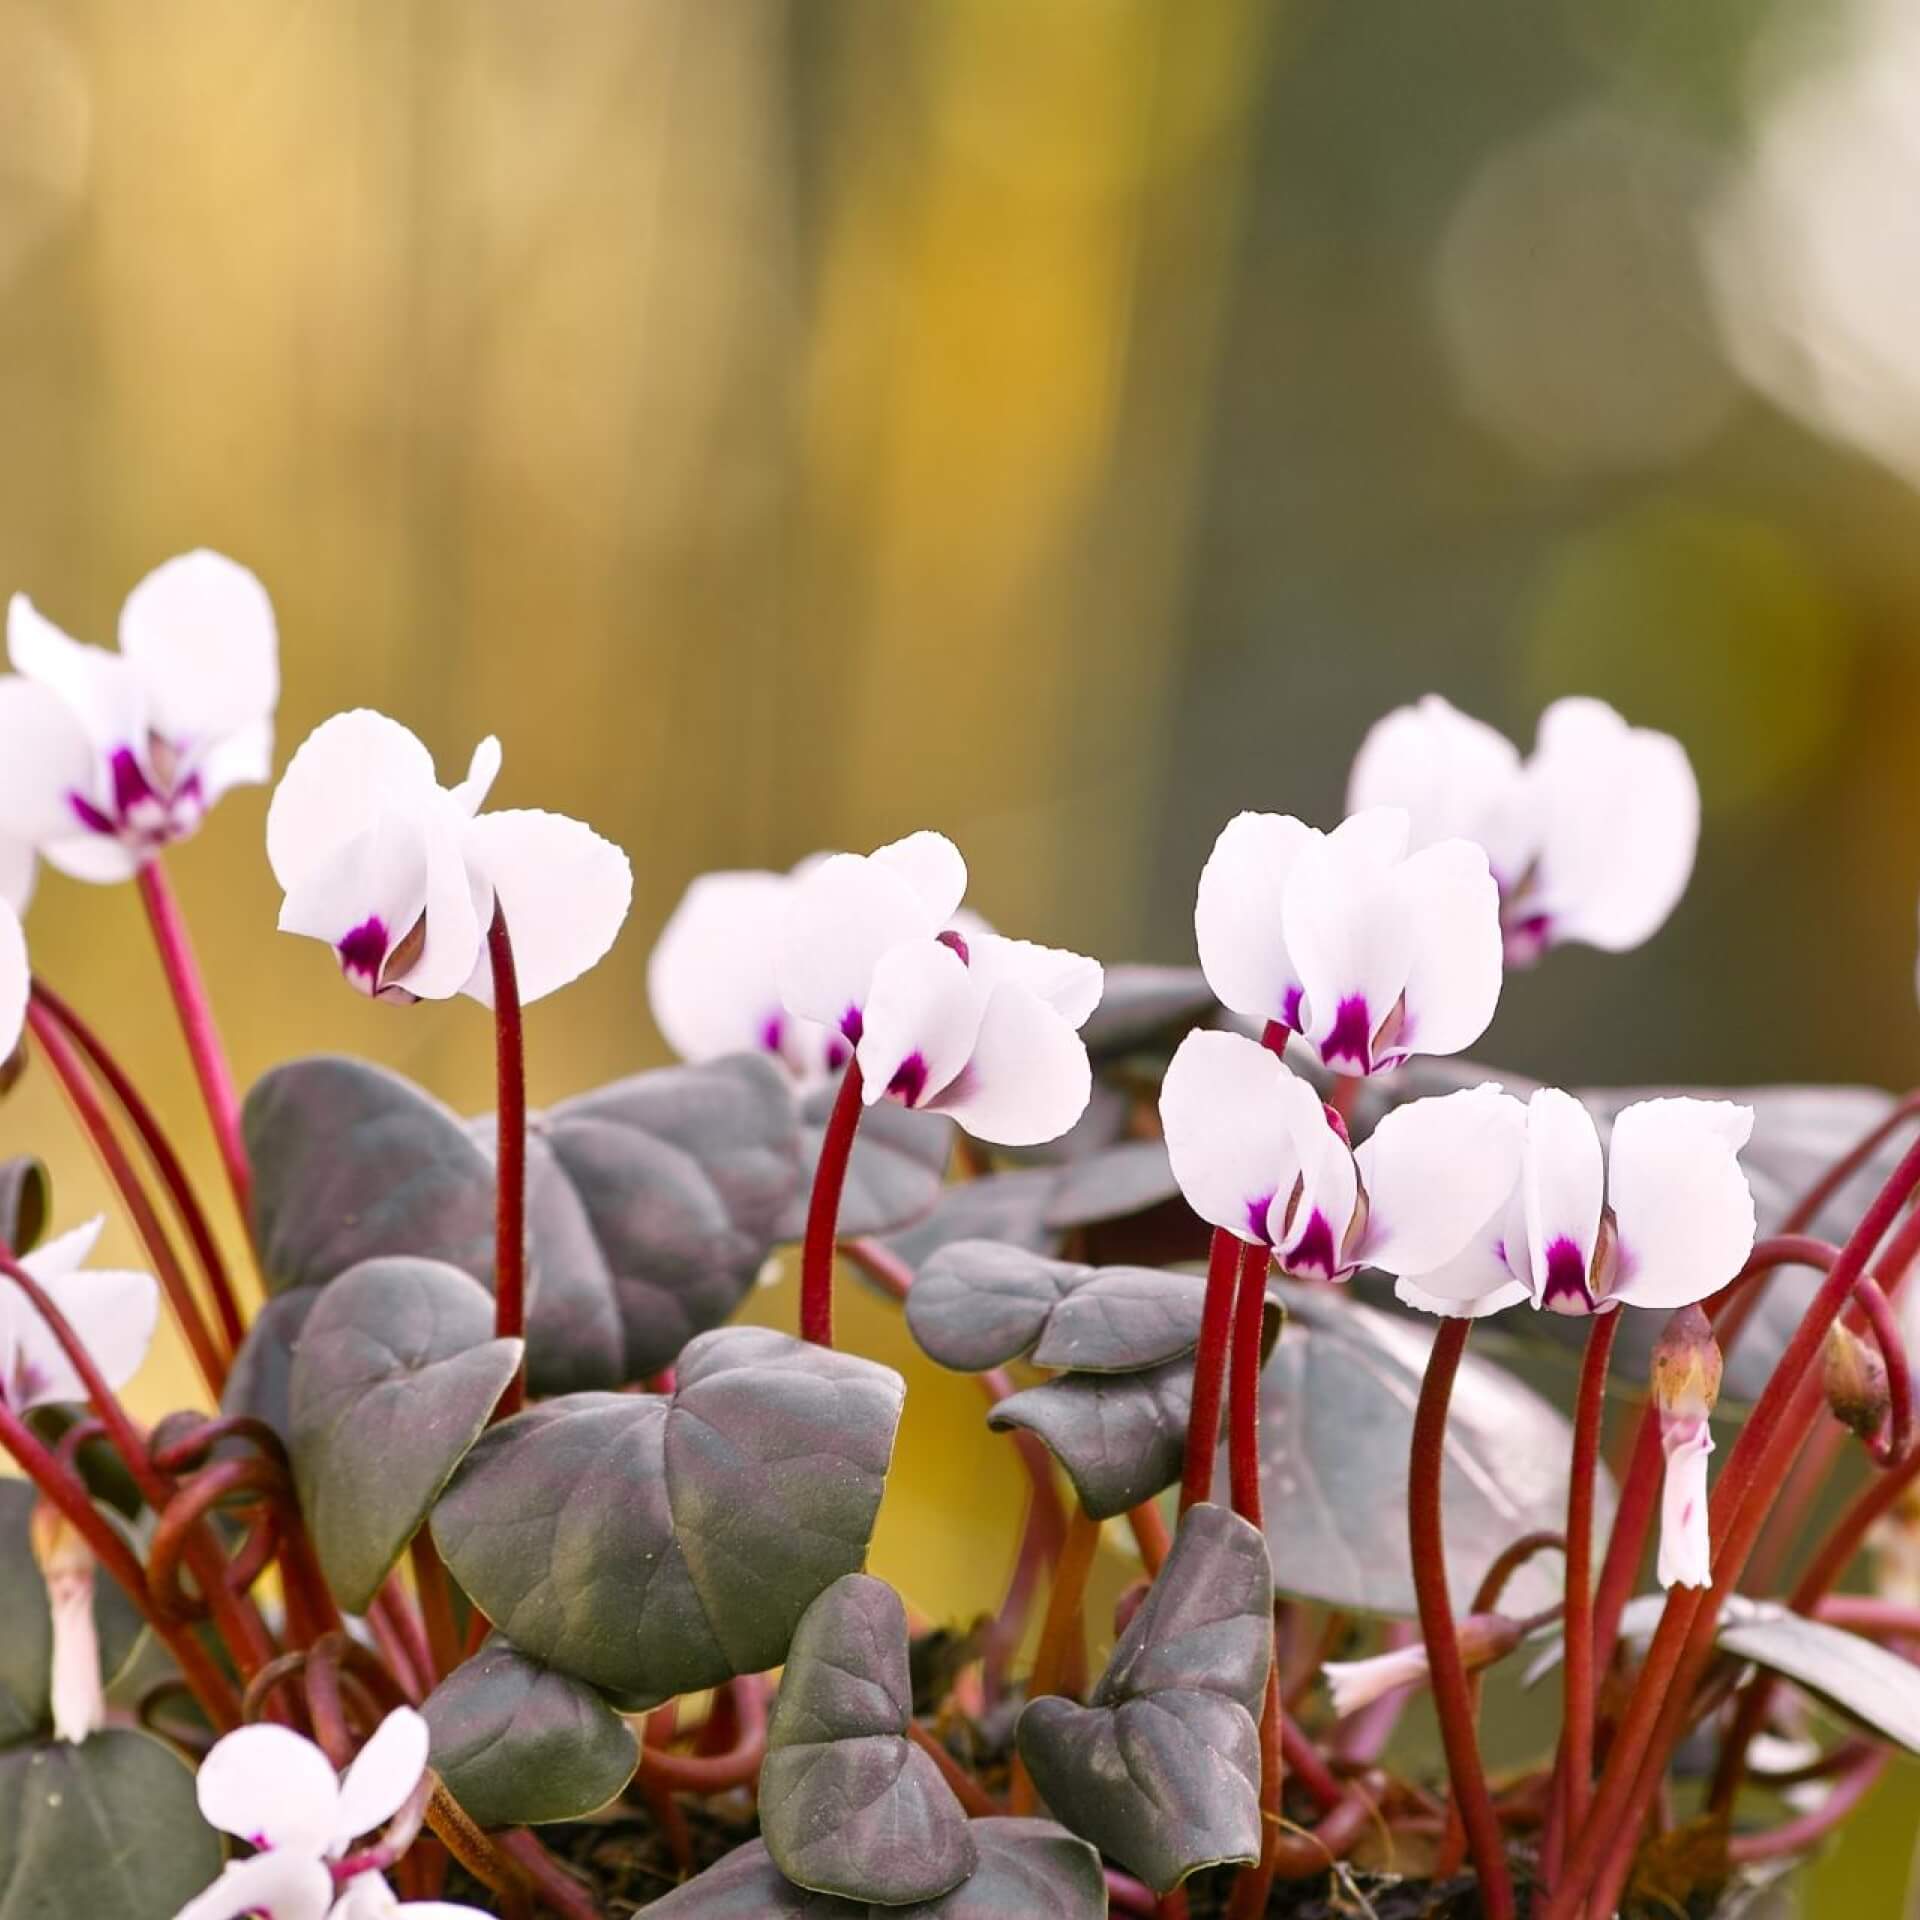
[268, 711, 632, 1006]
[1348, 693, 1699, 964]
[1, 1216, 158, 1413]
[1195, 806, 1502, 1076]
[776, 831, 1101, 1148]
[0, 553, 277, 882]
[1158, 1030, 1524, 1283]
[176, 1859, 486, 1920]
[0, 896, 24, 1065]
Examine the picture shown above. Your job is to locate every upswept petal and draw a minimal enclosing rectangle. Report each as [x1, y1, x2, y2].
[457, 809, 630, 1008]
[1347, 695, 1526, 869]
[928, 979, 1091, 1146]
[174, 1851, 335, 1920]
[449, 736, 502, 816]
[1605, 1098, 1756, 1311]
[1657, 1419, 1714, 1590]
[1392, 840, 1503, 1060]
[647, 870, 794, 1063]
[1159, 1029, 1311, 1244]
[870, 830, 967, 924]
[1355, 1085, 1527, 1278]
[1194, 811, 1314, 1025]
[396, 799, 489, 1002]
[0, 676, 98, 843]
[196, 718, 276, 803]
[20, 1216, 107, 1279]
[8, 596, 147, 758]
[1279, 1097, 1360, 1276]
[195, 1723, 342, 1855]
[1521, 1088, 1606, 1310]
[118, 550, 278, 746]
[1526, 698, 1699, 953]
[777, 851, 941, 1034]
[968, 932, 1102, 1027]
[14, 1266, 159, 1411]
[0, 897, 23, 1065]
[330, 1708, 430, 1852]
[856, 939, 986, 1110]
[266, 711, 439, 893]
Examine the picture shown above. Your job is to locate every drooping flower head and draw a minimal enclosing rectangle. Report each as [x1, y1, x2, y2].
[267, 711, 632, 1007]
[776, 831, 1101, 1147]
[0, 1217, 158, 1414]
[1195, 806, 1503, 1076]
[1348, 694, 1699, 965]
[0, 553, 278, 882]
[1158, 1029, 1525, 1285]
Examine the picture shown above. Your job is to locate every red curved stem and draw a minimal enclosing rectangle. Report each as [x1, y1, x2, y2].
[1180, 1230, 1241, 1513]
[486, 904, 528, 1418]
[1557, 1311, 1618, 1854]
[800, 1060, 866, 1348]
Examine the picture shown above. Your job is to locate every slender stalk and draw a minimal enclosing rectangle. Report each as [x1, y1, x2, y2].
[426, 1779, 533, 1920]
[1180, 1230, 1242, 1513]
[136, 859, 253, 1232]
[1558, 1312, 1618, 1849]
[485, 904, 529, 1417]
[800, 1059, 866, 1347]
[1226, 1237, 1271, 1521]
[1126, 1499, 1170, 1577]
[494, 1831, 601, 1920]
[411, 1530, 464, 1683]
[1224, 1667, 1285, 1920]
[907, 1720, 1001, 1817]
[24, 999, 228, 1396]
[638, 1678, 769, 1792]
[1408, 1318, 1513, 1920]
[31, 980, 245, 1353]
[1850, 1276, 1915, 1465]
[1009, 1503, 1102, 1815]
[1726, 1748, 1890, 1864]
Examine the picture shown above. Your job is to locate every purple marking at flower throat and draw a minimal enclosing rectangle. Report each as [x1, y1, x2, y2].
[1286, 1209, 1339, 1277]
[759, 1013, 785, 1055]
[109, 747, 155, 815]
[840, 1006, 865, 1044]
[1541, 1235, 1594, 1313]
[936, 928, 971, 966]
[337, 917, 389, 985]
[1280, 985, 1304, 1030]
[1320, 995, 1374, 1070]
[888, 1051, 929, 1107]
[1246, 1192, 1275, 1243]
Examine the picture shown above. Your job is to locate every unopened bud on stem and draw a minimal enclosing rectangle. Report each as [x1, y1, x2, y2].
[1652, 1306, 1722, 1591]
[1323, 1611, 1522, 1718]
[30, 1502, 102, 1743]
[1823, 1322, 1891, 1444]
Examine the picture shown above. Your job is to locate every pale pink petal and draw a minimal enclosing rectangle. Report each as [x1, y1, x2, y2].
[967, 933, 1102, 1027]
[1322, 1643, 1432, 1718]
[0, 833, 32, 913]
[1522, 1088, 1606, 1312]
[1394, 1270, 1530, 1319]
[19, 1216, 106, 1280]
[278, 810, 432, 996]
[1158, 1029, 1310, 1244]
[329, 1877, 401, 1920]
[331, 1708, 430, 1852]
[46, 1552, 102, 1742]
[1657, 1417, 1714, 1589]
[777, 852, 940, 1034]
[39, 834, 142, 884]
[118, 551, 278, 746]
[14, 1266, 159, 1411]
[457, 809, 631, 1008]
[175, 1853, 336, 1920]
[1525, 698, 1699, 953]
[927, 979, 1092, 1147]
[449, 737, 502, 817]
[647, 870, 794, 1064]
[196, 718, 275, 804]
[856, 939, 986, 1112]
[267, 711, 440, 894]
[1347, 695, 1527, 873]
[1278, 1098, 1361, 1278]
[870, 830, 967, 923]
[1392, 840, 1503, 1060]
[1193, 811, 1314, 1026]
[8, 596, 147, 758]
[196, 1723, 342, 1854]
[0, 675, 100, 844]
[1606, 1098, 1757, 1311]
[1355, 1086, 1527, 1278]
[0, 898, 23, 1065]
[395, 800, 490, 1003]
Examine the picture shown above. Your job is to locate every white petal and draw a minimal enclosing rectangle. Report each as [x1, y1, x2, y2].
[266, 711, 439, 893]
[329, 1877, 401, 1920]
[0, 898, 23, 1065]
[927, 979, 1092, 1147]
[1657, 1418, 1714, 1589]
[777, 851, 941, 1033]
[278, 809, 434, 996]
[856, 939, 986, 1111]
[1158, 1029, 1310, 1244]
[1323, 1643, 1432, 1718]
[48, 1564, 103, 1742]
[457, 809, 631, 1008]
[647, 870, 794, 1063]
[331, 1707, 430, 1852]
[8, 596, 147, 758]
[1355, 1086, 1527, 1278]
[1283, 808, 1415, 1072]
[1394, 1271, 1530, 1319]
[1525, 698, 1700, 953]
[1278, 1100, 1361, 1279]
[1606, 1098, 1757, 1311]
[396, 799, 491, 1003]
[20, 1216, 106, 1280]
[12, 1267, 159, 1411]
[1392, 840, 1503, 1060]
[196, 1723, 342, 1854]
[1194, 811, 1314, 1026]
[967, 933, 1102, 1027]
[175, 1853, 336, 1920]
[450, 736, 502, 816]
[0, 675, 101, 844]
[118, 551, 279, 746]
[196, 718, 275, 804]
[870, 830, 967, 923]
[0, 834, 32, 913]
[39, 833, 141, 885]
[1522, 1089, 1606, 1310]
[1347, 695, 1528, 873]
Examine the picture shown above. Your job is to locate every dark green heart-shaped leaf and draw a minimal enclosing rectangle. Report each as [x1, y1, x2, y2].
[433, 1326, 904, 1705]
[1042, 1140, 1181, 1231]
[762, 1574, 975, 1903]
[0, 1485, 144, 1750]
[246, 1056, 495, 1297]
[1251, 1283, 1600, 1618]
[645, 1819, 1105, 1918]
[988, 1357, 1193, 1521]
[1031, 1267, 1212, 1372]
[782, 1089, 952, 1242]
[1718, 1607, 1920, 1751]
[422, 1635, 637, 1827]
[1017, 1502, 1272, 1892]
[0, 1158, 48, 1256]
[877, 1171, 1062, 1277]
[1080, 966, 1216, 1059]
[290, 1258, 522, 1612]
[0, 1730, 222, 1919]
[219, 1288, 322, 1447]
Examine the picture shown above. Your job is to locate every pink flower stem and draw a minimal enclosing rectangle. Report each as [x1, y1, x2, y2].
[1408, 1318, 1514, 1920]
[1181, 1230, 1242, 1513]
[486, 903, 528, 1418]
[799, 1058, 866, 1348]
[1853, 1275, 1916, 1466]
[136, 858, 254, 1235]
[1726, 1746, 1890, 1865]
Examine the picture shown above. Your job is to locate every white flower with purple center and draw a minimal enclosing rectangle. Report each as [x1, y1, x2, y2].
[0, 553, 278, 882]
[267, 711, 632, 1006]
[1195, 805, 1503, 1076]
[0, 1216, 157, 1414]
[1158, 1029, 1525, 1284]
[1348, 693, 1699, 965]
[776, 831, 1101, 1147]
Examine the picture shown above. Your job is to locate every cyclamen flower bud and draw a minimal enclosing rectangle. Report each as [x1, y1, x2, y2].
[1823, 1322, 1891, 1444]
[1322, 1612, 1522, 1718]
[1652, 1305, 1722, 1590]
[30, 1502, 102, 1744]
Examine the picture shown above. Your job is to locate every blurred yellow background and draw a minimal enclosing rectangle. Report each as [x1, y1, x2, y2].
[4, 0, 1920, 1904]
